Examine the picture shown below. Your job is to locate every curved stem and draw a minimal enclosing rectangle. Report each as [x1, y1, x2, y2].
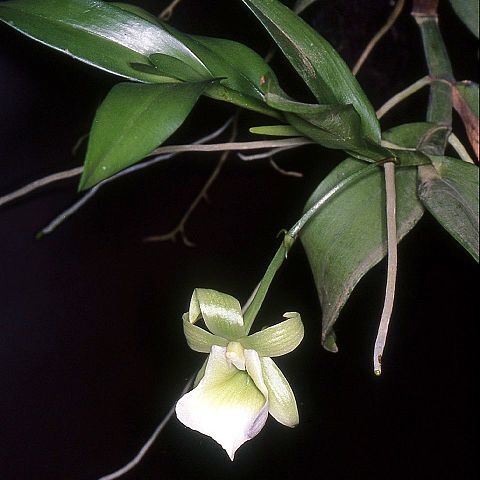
[376, 76, 431, 119]
[143, 116, 239, 245]
[159, 0, 183, 20]
[97, 376, 194, 480]
[243, 161, 386, 331]
[353, 0, 405, 76]
[149, 137, 311, 156]
[35, 118, 235, 236]
[0, 167, 83, 209]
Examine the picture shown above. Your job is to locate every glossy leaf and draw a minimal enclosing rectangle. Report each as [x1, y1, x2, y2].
[418, 157, 479, 261]
[0, 0, 209, 82]
[79, 81, 209, 190]
[265, 93, 393, 161]
[113, 2, 283, 118]
[285, 108, 390, 160]
[242, 0, 381, 142]
[249, 125, 302, 137]
[300, 126, 426, 352]
[449, 0, 479, 38]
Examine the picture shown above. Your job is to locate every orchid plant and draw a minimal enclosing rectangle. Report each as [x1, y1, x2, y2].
[0, 0, 478, 477]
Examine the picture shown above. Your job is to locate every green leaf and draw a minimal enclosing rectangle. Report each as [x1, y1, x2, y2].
[300, 126, 425, 352]
[382, 122, 439, 148]
[109, 1, 161, 24]
[242, 0, 380, 142]
[113, 2, 284, 118]
[456, 81, 479, 117]
[0, 0, 209, 82]
[249, 125, 302, 137]
[240, 312, 304, 357]
[165, 27, 284, 118]
[265, 93, 391, 160]
[188, 289, 246, 341]
[449, 0, 479, 38]
[79, 81, 209, 190]
[418, 158, 479, 261]
[285, 107, 390, 160]
[382, 122, 441, 165]
[131, 54, 208, 82]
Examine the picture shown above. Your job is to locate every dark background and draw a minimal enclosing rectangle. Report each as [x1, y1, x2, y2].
[0, 1, 477, 479]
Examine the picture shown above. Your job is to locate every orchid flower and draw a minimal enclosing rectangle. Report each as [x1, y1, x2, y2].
[176, 288, 303, 460]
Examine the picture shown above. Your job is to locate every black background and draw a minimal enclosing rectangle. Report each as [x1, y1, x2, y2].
[0, 1, 477, 479]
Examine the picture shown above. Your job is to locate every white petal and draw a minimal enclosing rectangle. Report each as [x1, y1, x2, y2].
[176, 346, 268, 460]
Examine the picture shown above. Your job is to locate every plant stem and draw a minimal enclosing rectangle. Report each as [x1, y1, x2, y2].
[96, 375, 194, 480]
[353, 0, 405, 76]
[149, 137, 311, 156]
[412, 0, 454, 146]
[0, 167, 83, 209]
[143, 117, 239, 246]
[376, 76, 431, 119]
[243, 161, 387, 332]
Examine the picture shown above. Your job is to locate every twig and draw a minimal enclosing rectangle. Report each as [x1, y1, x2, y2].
[269, 159, 303, 178]
[144, 117, 239, 245]
[0, 167, 83, 209]
[149, 137, 311, 156]
[36, 118, 235, 237]
[97, 375, 194, 480]
[159, 0, 183, 20]
[238, 145, 301, 161]
[293, 0, 319, 14]
[352, 0, 405, 76]
[448, 132, 475, 164]
[376, 76, 431, 119]
[373, 162, 398, 375]
[71, 132, 89, 156]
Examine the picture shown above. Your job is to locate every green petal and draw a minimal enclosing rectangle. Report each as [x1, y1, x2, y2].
[261, 357, 299, 427]
[188, 289, 245, 340]
[239, 312, 304, 357]
[176, 346, 268, 460]
[183, 317, 228, 353]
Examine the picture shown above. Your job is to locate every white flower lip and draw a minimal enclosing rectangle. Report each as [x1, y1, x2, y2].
[176, 346, 269, 460]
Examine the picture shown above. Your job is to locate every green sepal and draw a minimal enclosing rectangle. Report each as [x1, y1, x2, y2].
[189, 289, 246, 340]
[239, 312, 304, 357]
[193, 358, 208, 388]
[183, 317, 228, 353]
